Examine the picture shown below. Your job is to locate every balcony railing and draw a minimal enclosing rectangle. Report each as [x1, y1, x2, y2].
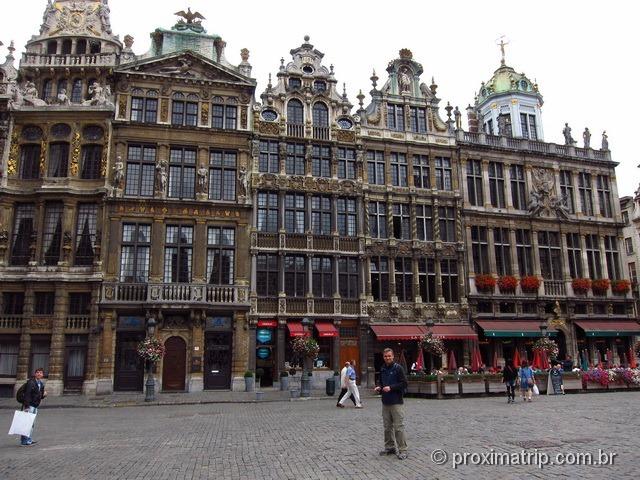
[21, 52, 118, 68]
[66, 315, 90, 330]
[255, 297, 363, 316]
[542, 280, 566, 296]
[313, 126, 330, 140]
[254, 232, 363, 254]
[287, 123, 305, 138]
[0, 315, 22, 329]
[101, 283, 249, 305]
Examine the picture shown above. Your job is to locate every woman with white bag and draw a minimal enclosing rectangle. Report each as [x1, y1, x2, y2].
[12, 367, 47, 446]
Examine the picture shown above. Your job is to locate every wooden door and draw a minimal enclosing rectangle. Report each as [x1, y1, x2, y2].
[162, 336, 186, 391]
[204, 332, 232, 390]
[114, 332, 145, 391]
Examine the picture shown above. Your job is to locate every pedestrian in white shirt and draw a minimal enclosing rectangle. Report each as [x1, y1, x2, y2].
[336, 361, 356, 407]
[337, 359, 362, 408]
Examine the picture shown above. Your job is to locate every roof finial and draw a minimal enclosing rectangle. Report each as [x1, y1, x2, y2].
[496, 35, 509, 66]
[357, 90, 365, 108]
[370, 69, 378, 89]
[342, 82, 347, 99]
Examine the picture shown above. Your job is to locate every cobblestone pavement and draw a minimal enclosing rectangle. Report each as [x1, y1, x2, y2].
[0, 391, 636, 479]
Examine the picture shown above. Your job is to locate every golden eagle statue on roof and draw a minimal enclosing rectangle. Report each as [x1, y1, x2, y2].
[174, 8, 206, 25]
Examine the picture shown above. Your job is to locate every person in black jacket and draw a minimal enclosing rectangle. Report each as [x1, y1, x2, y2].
[502, 359, 518, 403]
[20, 368, 47, 446]
[374, 348, 408, 460]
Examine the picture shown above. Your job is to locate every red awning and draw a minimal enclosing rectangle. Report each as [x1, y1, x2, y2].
[431, 324, 478, 340]
[287, 321, 306, 337]
[315, 322, 339, 337]
[574, 320, 640, 337]
[371, 324, 426, 340]
[257, 319, 277, 328]
[475, 320, 557, 338]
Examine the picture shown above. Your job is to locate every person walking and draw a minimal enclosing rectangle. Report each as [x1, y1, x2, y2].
[502, 359, 517, 403]
[518, 360, 535, 402]
[375, 348, 408, 460]
[337, 360, 362, 408]
[20, 367, 47, 446]
[336, 361, 356, 407]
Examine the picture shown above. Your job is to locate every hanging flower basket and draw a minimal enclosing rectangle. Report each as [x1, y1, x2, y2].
[420, 332, 445, 356]
[532, 337, 559, 358]
[571, 278, 592, 295]
[475, 274, 496, 293]
[611, 279, 631, 295]
[497, 275, 518, 293]
[137, 338, 166, 362]
[291, 337, 319, 359]
[519, 276, 540, 293]
[591, 279, 610, 296]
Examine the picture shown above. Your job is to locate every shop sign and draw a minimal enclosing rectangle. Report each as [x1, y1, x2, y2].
[206, 317, 232, 330]
[256, 347, 271, 360]
[118, 316, 145, 330]
[257, 329, 273, 344]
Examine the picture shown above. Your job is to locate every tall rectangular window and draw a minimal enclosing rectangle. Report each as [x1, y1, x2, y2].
[224, 103, 237, 130]
[257, 254, 279, 296]
[42, 203, 63, 266]
[435, 157, 452, 190]
[206, 227, 235, 285]
[337, 198, 357, 237]
[285, 193, 306, 234]
[75, 204, 97, 266]
[516, 229, 533, 276]
[520, 113, 537, 140]
[566, 233, 583, 279]
[471, 226, 489, 274]
[368, 201, 387, 239]
[311, 196, 332, 235]
[559, 170, 575, 214]
[538, 231, 562, 280]
[488, 162, 506, 208]
[312, 257, 333, 298]
[131, 95, 158, 123]
[30, 337, 50, 376]
[596, 175, 613, 218]
[439, 206, 456, 242]
[125, 145, 156, 197]
[20, 144, 41, 179]
[286, 143, 305, 176]
[394, 257, 413, 302]
[578, 173, 594, 216]
[493, 227, 512, 276]
[467, 160, 483, 206]
[604, 236, 620, 280]
[120, 224, 151, 282]
[416, 205, 433, 241]
[370, 257, 389, 301]
[392, 204, 410, 240]
[34, 292, 55, 315]
[172, 95, 198, 127]
[387, 104, 405, 131]
[367, 151, 385, 185]
[510, 164, 527, 210]
[69, 292, 91, 316]
[413, 155, 430, 189]
[390, 153, 408, 187]
[339, 258, 359, 299]
[48, 143, 69, 177]
[441, 259, 459, 303]
[168, 147, 196, 199]
[312, 145, 331, 178]
[625, 237, 634, 255]
[409, 107, 427, 133]
[629, 262, 637, 286]
[284, 255, 306, 297]
[80, 144, 102, 180]
[259, 140, 279, 173]
[3, 293, 25, 315]
[10, 204, 35, 266]
[0, 338, 19, 377]
[164, 225, 193, 283]
[585, 234, 602, 279]
[211, 101, 224, 129]
[418, 258, 436, 303]
[208, 150, 236, 201]
[337, 147, 356, 179]
[257, 192, 279, 232]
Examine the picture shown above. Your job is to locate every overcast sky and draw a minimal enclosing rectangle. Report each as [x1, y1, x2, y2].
[1, 0, 638, 197]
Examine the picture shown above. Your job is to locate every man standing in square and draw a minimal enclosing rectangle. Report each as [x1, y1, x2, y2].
[375, 348, 408, 459]
[20, 367, 46, 446]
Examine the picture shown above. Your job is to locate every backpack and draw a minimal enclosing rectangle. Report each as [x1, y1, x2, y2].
[16, 381, 28, 404]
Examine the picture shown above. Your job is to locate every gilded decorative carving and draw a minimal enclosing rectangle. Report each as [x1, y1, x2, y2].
[118, 95, 127, 119]
[7, 130, 19, 176]
[39, 134, 48, 177]
[336, 130, 355, 143]
[160, 98, 169, 123]
[70, 130, 81, 177]
[101, 144, 108, 177]
[258, 121, 279, 135]
[31, 318, 51, 330]
[240, 107, 247, 129]
[200, 103, 209, 125]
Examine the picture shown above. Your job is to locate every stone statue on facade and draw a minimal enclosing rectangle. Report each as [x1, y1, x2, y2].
[197, 167, 208, 194]
[158, 58, 194, 77]
[113, 156, 124, 188]
[454, 106, 462, 130]
[99, 1, 112, 34]
[83, 82, 114, 108]
[12, 81, 47, 107]
[156, 161, 167, 194]
[398, 67, 412, 93]
[40, 0, 56, 34]
[238, 165, 248, 197]
[563, 123, 575, 145]
[601, 131, 609, 151]
[583, 127, 591, 149]
[55, 88, 70, 106]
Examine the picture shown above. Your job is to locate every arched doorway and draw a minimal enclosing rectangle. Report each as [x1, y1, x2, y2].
[162, 336, 186, 391]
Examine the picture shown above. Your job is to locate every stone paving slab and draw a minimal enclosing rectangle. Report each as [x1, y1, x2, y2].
[0, 391, 636, 479]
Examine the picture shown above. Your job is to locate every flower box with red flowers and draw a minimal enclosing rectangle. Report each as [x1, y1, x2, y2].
[591, 279, 610, 296]
[611, 279, 631, 295]
[519, 276, 541, 293]
[474, 274, 496, 293]
[497, 275, 518, 294]
[571, 278, 592, 295]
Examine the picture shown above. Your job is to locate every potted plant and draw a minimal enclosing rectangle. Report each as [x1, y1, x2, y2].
[291, 337, 319, 397]
[611, 279, 631, 295]
[279, 371, 289, 391]
[592, 278, 610, 296]
[475, 274, 496, 293]
[498, 275, 518, 294]
[520, 276, 541, 294]
[244, 370, 255, 392]
[572, 278, 592, 295]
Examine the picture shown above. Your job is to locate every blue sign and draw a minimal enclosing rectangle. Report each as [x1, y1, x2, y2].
[206, 317, 232, 330]
[256, 347, 271, 360]
[118, 316, 145, 330]
[257, 329, 273, 344]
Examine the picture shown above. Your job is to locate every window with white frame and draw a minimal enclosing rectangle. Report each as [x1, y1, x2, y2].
[125, 145, 156, 197]
[130, 89, 158, 123]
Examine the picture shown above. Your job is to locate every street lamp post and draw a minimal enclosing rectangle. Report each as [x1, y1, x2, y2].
[425, 319, 435, 372]
[539, 318, 548, 338]
[300, 317, 313, 397]
[144, 317, 157, 402]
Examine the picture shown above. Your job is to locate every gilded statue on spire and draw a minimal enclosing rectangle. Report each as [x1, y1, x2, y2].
[496, 35, 509, 66]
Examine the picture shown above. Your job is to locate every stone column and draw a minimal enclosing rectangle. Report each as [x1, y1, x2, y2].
[46, 288, 68, 395]
[15, 286, 34, 384]
[83, 287, 101, 395]
[105, 215, 121, 277]
[509, 228, 519, 277]
[504, 163, 514, 209]
[276, 322, 286, 376]
[560, 230, 571, 284]
[531, 229, 542, 277]
[487, 227, 497, 276]
[189, 316, 205, 392]
[149, 218, 165, 282]
[459, 158, 469, 204]
[580, 234, 589, 279]
[481, 160, 491, 208]
[192, 220, 207, 283]
[598, 235, 609, 280]
[95, 311, 115, 395]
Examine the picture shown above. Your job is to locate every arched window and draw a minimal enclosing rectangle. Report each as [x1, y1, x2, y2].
[287, 99, 304, 125]
[19, 126, 43, 180]
[47, 40, 57, 55]
[41, 79, 53, 101]
[312, 102, 329, 127]
[76, 39, 87, 54]
[89, 41, 101, 54]
[62, 39, 72, 55]
[71, 79, 83, 103]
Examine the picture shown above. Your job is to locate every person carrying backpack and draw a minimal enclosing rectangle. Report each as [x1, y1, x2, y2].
[502, 359, 518, 403]
[17, 368, 47, 446]
[518, 360, 535, 403]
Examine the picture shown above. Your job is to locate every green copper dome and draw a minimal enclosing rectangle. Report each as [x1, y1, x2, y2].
[476, 64, 543, 106]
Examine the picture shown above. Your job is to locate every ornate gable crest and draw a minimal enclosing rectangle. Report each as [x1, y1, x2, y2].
[528, 168, 570, 219]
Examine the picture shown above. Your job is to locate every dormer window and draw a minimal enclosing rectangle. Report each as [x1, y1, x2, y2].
[261, 109, 278, 122]
[302, 65, 314, 74]
[313, 80, 326, 92]
[131, 89, 158, 123]
[172, 92, 199, 127]
[519, 113, 537, 140]
[387, 104, 405, 131]
[211, 97, 238, 130]
[289, 78, 302, 90]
